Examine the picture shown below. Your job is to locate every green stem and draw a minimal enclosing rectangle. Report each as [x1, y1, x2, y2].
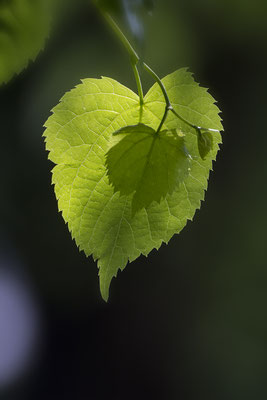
[171, 108, 219, 133]
[143, 63, 172, 132]
[101, 11, 139, 64]
[100, 10, 144, 106]
[171, 108, 198, 131]
[132, 62, 144, 106]
[143, 63, 171, 107]
[156, 105, 169, 133]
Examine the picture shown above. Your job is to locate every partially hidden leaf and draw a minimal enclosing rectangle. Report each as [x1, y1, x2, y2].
[198, 130, 214, 160]
[106, 123, 191, 214]
[43, 69, 223, 301]
[0, 0, 51, 85]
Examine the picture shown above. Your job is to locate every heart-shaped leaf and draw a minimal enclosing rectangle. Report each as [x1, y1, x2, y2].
[44, 69, 223, 300]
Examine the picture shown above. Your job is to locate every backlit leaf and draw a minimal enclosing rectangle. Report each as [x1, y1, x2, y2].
[43, 69, 223, 300]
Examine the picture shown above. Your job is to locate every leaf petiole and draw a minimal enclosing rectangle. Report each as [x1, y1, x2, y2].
[143, 62, 171, 108]
[99, 10, 144, 107]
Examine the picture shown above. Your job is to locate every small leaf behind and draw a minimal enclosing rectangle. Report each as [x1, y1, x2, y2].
[106, 123, 191, 214]
[198, 130, 214, 160]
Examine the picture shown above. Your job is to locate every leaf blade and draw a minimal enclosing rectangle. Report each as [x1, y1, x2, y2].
[44, 69, 223, 300]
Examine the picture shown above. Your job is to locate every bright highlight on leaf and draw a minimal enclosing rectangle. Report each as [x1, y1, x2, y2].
[43, 69, 223, 301]
[197, 130, 214, 160]
[0, 0, 50, 84]
[106, 123, 191, 214]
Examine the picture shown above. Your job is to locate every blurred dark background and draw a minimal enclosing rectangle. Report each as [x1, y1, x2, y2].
[1, 0, 267, 399]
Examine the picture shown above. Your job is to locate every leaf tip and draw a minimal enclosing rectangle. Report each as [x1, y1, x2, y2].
[99, 273, 111, 302]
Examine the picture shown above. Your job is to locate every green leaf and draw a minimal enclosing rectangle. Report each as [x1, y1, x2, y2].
[43, 69, 223, 301]
[197, 130, 214, 160]
[106, 123, 191, 214]
[0, 0, 50, 85]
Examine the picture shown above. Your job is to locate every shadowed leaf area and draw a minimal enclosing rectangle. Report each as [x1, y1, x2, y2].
[106, 123, 191, 214]
[198, 130, 214, 160]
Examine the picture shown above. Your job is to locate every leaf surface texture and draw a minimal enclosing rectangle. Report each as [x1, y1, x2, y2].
[44, 69, 223, 300]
